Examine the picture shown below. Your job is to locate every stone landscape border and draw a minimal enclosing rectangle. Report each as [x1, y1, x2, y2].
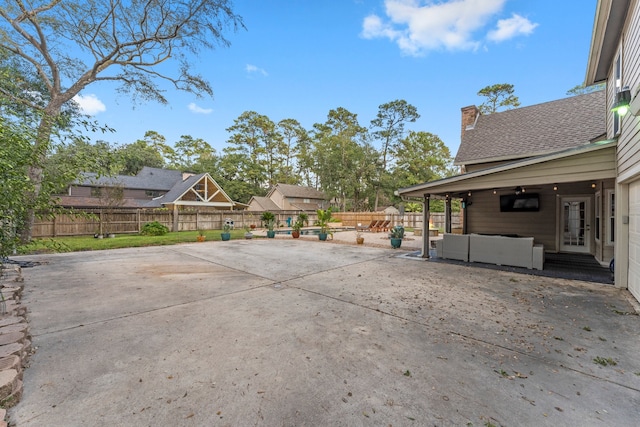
[0, 265, 31, 426]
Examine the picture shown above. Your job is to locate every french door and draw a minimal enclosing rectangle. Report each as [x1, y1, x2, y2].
[560, 197, 590, 253]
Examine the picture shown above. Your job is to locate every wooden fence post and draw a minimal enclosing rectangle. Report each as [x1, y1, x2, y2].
[172, 205, 179, 232]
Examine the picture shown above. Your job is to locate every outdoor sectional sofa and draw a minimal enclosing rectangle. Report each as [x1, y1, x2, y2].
[436, 233, 544, 270]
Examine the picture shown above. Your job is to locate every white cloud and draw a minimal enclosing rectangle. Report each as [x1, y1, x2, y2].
[246, 64, 268, 76]
[487, 13, 538, 42]
[72, 93, 106, 115]
[188, 102, 213, 114]
[361, 0, 537, 56]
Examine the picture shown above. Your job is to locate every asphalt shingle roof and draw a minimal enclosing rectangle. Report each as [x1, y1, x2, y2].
[250, 196, 280, 211]
[454, 91, 606, 166]
[78, 167, 183, 191]
[269, 183, 326, 199]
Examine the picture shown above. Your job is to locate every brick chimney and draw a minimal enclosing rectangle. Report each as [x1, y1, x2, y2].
[460, 105, 479, 139]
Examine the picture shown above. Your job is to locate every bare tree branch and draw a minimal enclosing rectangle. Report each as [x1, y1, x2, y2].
[0, 0, 244, 240]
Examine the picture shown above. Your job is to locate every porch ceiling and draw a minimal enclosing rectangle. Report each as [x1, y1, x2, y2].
[398, 141, 616, 198]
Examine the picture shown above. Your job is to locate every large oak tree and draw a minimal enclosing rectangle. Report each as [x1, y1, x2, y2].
[0, 0, 243, 241]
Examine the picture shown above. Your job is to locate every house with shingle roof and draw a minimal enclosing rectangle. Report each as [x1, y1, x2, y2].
[247, 183, 328, 212]
[584, 0, 640, 302]
[57, 167, 239, 211]
[245, 196, 280, 212]
[398, 90, 617, 269]
[455, 91, 606, 171]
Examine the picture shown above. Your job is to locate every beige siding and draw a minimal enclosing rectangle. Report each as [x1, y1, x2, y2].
[271, 190, 286, 209]
[466, 190, 557, 251]
[617, 0, 640, 181]
[465, 180, 614, 258]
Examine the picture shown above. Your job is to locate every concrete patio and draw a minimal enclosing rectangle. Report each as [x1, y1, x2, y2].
[8, 239, 640, 426]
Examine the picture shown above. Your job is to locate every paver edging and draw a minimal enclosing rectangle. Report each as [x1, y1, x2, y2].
[0, 265, 31, 426]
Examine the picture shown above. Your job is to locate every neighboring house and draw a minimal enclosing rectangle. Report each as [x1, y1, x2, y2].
[585, 0, 640, 302]
[247, 183, 327, 212]
[398, 90, 617, 268]
[245, 196, 281, 212]
[58, 167, 238, 211]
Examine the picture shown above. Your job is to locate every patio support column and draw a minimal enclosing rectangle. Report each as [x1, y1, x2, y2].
[422, 194, 430, 258]
[445, 196, 452, 234]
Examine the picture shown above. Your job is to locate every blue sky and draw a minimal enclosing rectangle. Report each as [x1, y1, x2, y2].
[74, 0, 599, 157]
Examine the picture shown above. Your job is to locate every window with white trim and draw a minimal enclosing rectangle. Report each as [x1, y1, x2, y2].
[613, 52, 622, 135]
[606, 190, 615, 245]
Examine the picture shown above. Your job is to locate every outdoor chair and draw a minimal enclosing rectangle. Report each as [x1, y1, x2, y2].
[375, 220, 390, 232]
[357, 220, 379, 232]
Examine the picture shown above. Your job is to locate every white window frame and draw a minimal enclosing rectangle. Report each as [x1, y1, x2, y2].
[613, 51, 622, 135]
[606, 189, 615, 245]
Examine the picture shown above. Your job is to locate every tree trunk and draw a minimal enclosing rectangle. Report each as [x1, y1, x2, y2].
[19, 108, 58, 243]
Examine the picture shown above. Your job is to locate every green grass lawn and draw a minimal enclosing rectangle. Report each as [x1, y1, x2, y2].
[20, 229, 252, 254]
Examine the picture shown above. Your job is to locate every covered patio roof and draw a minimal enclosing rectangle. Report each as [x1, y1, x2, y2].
[398, 140, 617, 198]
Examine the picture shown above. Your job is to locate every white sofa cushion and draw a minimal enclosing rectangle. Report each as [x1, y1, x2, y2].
[440, 234, 470, 262]
[469, 234, 535, 269]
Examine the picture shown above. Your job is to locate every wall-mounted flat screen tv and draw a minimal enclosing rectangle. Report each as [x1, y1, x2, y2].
[500, 193, 540, 212]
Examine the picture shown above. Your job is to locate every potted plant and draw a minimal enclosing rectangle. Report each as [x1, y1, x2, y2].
[197, 229, 206, 242]
[221, 224, 231, 241]
[315, 208, 332, 241]
[261, 211, 275, 228]
[356, 231, 364, 245]
[266, 219, 276, 238]
[259, 211, 277, 238]
[244, 225, 253, 239]
[389, 225, 404, 249]
[291, 213, 309, 239]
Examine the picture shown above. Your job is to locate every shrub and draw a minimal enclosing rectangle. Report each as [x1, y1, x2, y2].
[140, 221, 169, 236]
[260, 211, 275, 223]
[390, 225, 405, 239]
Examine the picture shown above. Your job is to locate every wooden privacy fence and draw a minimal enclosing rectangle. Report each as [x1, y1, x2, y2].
[333, 212, 461, 231]
[32, 209, 317, 238]
[32, 209, 462, 238]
